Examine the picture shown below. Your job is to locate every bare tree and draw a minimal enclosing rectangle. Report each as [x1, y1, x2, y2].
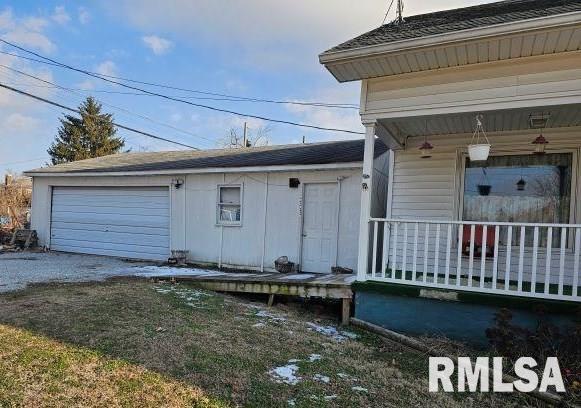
[218, 123, 271, 149]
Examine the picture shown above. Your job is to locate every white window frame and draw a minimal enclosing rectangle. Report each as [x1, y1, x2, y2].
[216, 184, 243, 226]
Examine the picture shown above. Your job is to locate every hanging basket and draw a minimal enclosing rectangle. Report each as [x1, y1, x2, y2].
[477, 184, 491, 196]
[468, 115, 491, 162]
[468, 144, 491, 161]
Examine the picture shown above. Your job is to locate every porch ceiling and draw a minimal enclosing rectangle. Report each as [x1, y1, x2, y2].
[379, 103, 581, 139]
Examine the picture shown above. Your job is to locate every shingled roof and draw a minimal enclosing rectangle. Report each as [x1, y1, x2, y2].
[324, 0, 581, 54]
[26, 139, 387, 175]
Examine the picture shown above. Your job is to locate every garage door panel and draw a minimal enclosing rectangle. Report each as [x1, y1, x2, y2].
[51, 213, 169, 228]
[52, 196, 169, 209]
[52, 205, 168, 217]
[50, 221, 168, 236]
[53, 187, 168, 197]
[51, 229, 169, 247]
[50, 187, 170, 260]
[50, 239, 169, 258]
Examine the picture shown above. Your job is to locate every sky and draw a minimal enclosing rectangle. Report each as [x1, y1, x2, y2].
[0, 0, 494, 175]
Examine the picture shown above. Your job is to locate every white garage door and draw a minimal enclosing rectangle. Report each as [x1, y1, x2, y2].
[50, 186, 170, 260]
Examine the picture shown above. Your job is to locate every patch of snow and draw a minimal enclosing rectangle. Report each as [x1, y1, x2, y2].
[252, 322, 266, 328]
[133, 265, 226, 277]
[306, 322, 358, 342]
[288, 358, 301, 363]
[338, 372, 359, 382]
[308, 354, 321, 362]
[269, 363, 301, 385]
[280, 274, 315, 280]
[255, 310, 286, 322]
[324, 395, 338, 401]
[313, 374, 330, 383]
[153, 285, 212, 308]
[287, 399, 296, 407]
[351, 386, 368, 393]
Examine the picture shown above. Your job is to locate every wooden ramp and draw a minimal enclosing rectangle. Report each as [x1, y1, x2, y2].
[150, 271, 355, 325]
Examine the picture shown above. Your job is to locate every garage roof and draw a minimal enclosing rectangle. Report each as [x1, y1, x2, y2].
[323, 0, 581, 54]
[26, 139, 387, 175]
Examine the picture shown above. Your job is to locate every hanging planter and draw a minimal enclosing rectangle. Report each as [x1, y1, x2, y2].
[477, 184, 492, 196]
[468, 114, 491, 162]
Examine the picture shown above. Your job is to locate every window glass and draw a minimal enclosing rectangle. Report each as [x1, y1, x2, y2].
[218, 186, 241, 223]
[463, 153, 572, 246]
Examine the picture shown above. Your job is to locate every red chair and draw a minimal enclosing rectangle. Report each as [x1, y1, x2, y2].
[462, 225, 495, 257]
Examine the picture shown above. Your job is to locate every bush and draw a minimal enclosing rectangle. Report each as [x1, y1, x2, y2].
[486, 308, 581, 398]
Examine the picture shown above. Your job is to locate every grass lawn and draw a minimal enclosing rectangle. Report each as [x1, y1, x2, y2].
[0, 278, 535, 407]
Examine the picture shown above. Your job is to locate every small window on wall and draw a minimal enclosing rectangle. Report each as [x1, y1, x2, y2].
[217, 185, 242, 225]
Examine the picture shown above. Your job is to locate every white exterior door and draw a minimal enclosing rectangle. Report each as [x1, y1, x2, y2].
[50, 186, 170, 260]
[301, 183, 338, 273]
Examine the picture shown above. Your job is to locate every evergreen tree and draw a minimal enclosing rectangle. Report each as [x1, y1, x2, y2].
[48, 97, 125, 165]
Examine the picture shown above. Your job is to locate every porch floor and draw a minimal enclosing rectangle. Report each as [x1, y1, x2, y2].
[134, 267, 355, 324]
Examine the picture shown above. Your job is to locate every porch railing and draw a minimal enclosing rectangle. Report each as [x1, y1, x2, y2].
[368, 218, 581, 302]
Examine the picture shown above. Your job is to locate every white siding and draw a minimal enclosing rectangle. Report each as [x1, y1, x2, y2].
[30, 161, 389, 274]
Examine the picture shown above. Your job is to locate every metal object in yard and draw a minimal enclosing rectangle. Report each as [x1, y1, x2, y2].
[274, 256, 294, 273]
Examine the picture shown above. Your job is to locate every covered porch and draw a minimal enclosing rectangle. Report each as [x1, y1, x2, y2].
[359, 102, 581, 303]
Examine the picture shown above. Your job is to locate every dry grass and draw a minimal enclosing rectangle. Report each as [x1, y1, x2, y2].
[0, 278, 536, 407]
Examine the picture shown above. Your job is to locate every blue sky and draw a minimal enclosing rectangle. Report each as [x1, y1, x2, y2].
[0, 0, 491, 175]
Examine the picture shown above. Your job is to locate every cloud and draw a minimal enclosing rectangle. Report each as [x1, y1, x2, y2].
[284, 84, 363, 141]
[51, 6, 70, 25]
[78, 7, 90, 24]
[95, 60, 118, 77]
[3, 113, 39, 131]
[108, 0, 496, 70]
[76, 60, 119, 90]
[0, 8, 54, 53]
[142, 35, 173, 55]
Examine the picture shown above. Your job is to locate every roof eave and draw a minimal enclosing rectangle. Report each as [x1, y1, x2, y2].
[23, 161, 365, 178]
[319, 11, 581, 81]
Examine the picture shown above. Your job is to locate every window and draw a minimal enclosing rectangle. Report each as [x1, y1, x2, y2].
[217, 185, 242, 225]
[463, 153, 573, 246]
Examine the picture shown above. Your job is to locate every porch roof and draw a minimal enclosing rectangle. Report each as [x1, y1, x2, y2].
[326, 0, 581, 53]
[320, 0, 581, 82]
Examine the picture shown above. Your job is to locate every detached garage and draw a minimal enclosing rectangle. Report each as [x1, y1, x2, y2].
[50, 187, 170, 260]
[26, 139, 389, 273]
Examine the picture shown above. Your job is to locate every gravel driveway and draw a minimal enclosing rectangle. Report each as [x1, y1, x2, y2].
[0, 251, 154, 293]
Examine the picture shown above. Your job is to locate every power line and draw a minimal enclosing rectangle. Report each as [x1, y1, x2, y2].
[0, 49, 359, 109]
[381, 0, 396, 25]
[0, 40, 364, 134]
[0, 157, 47, 166]
[0, 64, 215, 145]
[0, 82, 198, 150]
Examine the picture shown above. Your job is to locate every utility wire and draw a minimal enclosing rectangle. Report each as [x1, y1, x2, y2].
[0, 49, 359, 109]
[381, 0, 396, 25]
[0, 64, 215, 145]
[0, 82, 198, 149]
[0, 40, 364, 134]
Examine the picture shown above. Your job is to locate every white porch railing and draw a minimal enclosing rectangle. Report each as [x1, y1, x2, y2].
[368, 218, 581, 302]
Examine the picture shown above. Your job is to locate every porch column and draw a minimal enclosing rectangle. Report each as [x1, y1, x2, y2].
[356, 122, 376, 281]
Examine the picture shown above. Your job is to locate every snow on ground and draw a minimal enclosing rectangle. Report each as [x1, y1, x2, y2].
[313, 374, 330, 383]
[255, 310, 287, 322]
[306, 322, 358, 342]
[132, 265, 227, 278]
[153, 283, 212, 308]
[269, 363, 301, 385]
[279, 274, 315, 280]
[307, 354, 321, 362]
[352, 386, 368, 392]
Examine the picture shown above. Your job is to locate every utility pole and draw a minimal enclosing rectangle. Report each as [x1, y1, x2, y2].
[397, 0, 404, 24]
[243, 121, 248, 148]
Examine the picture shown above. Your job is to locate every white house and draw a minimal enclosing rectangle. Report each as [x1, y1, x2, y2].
[320, 0, 581, 304]
[26, 140, 389, 274]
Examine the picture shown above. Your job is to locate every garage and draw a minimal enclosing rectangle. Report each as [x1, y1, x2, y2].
[50, 186, 170, 260]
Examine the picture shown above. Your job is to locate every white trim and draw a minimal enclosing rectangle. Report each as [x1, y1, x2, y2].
[260, 173, 269, 272]
[320, 12, 581, 64]
[25, 162, 364, 178]
[216, 183, 243, 227]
